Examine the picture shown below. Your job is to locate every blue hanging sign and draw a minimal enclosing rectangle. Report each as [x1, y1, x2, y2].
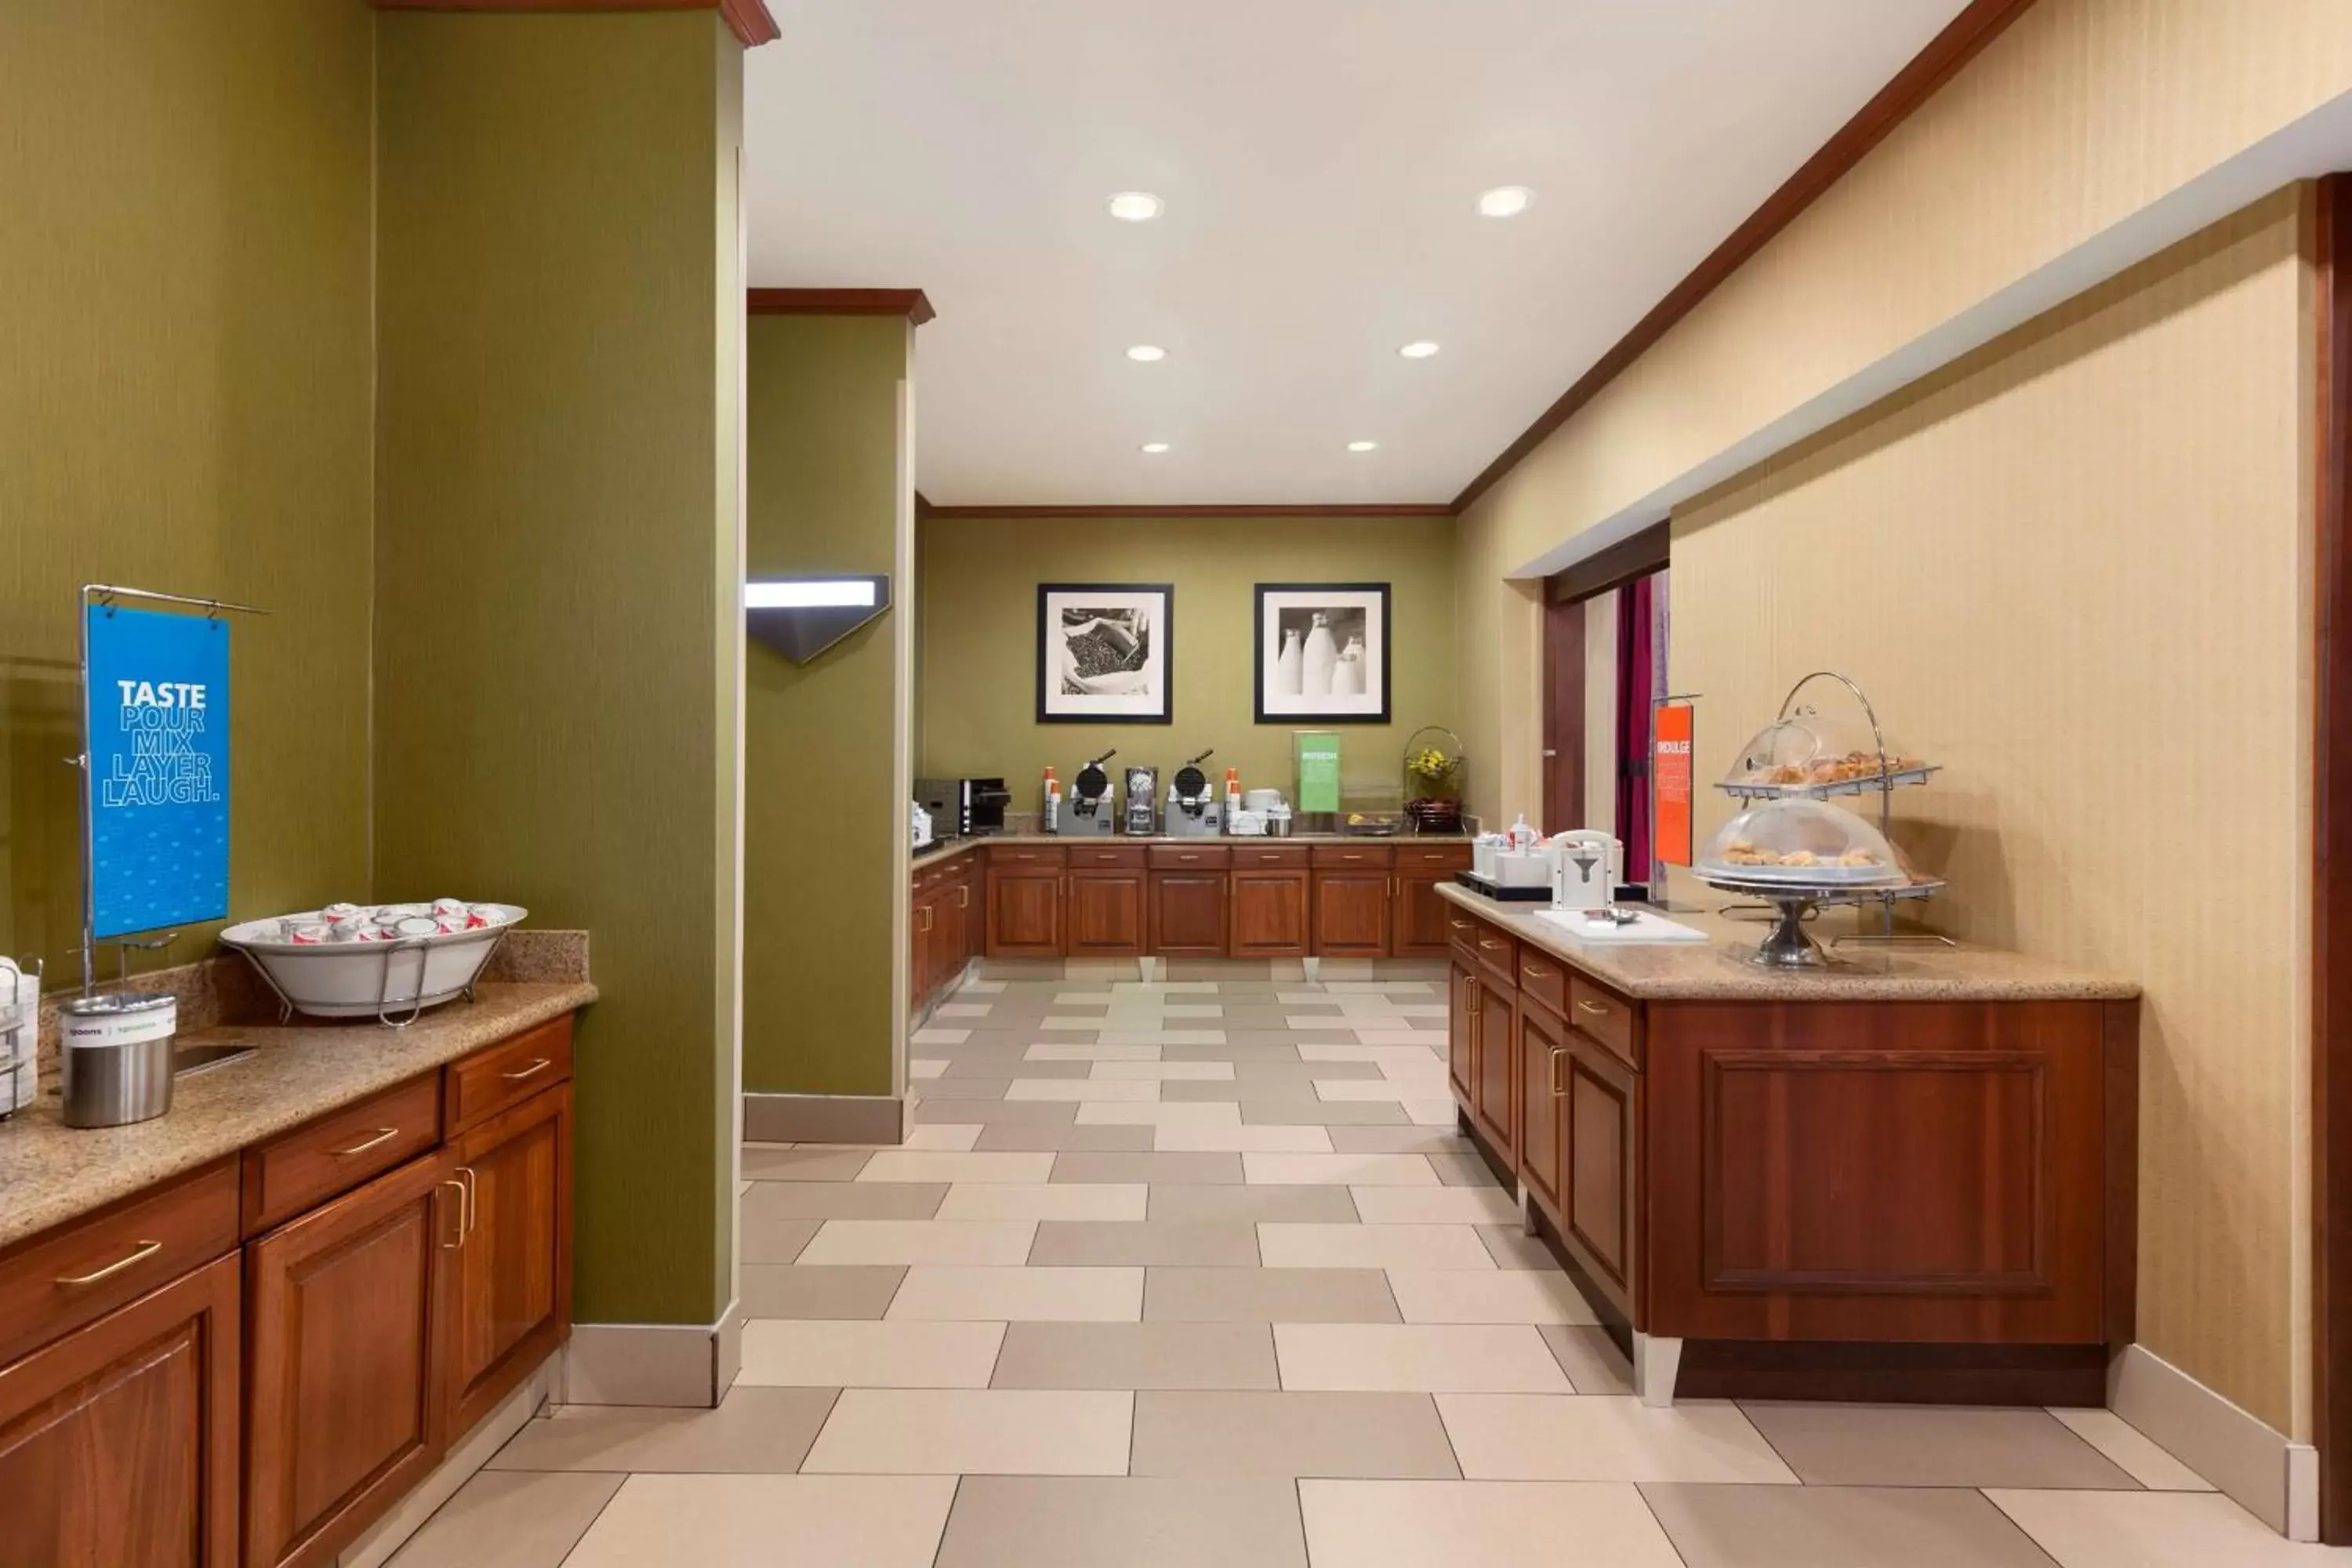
[86, 604, 230, 939]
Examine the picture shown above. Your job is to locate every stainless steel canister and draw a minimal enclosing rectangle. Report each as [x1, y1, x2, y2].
[60, 993, 177, 1128]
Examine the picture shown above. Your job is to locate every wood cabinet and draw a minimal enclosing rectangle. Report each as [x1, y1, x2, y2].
[1229, 869, 1309, 958]
[0, 1252, 241, 1568]
[985, 852, 1065, 959]
[1561, 1030, 1637, 1316]
[1517, 994, 1566, 1218]
[1472, 967, 1518, 1162]
[445, 1084, 572, 1437]
[1149, 870, 1229, 956]
[1312, 873, 1390, 956]
[244, 1152, 454, 1568]
[1447, 956, 1477, 1106]
[1390, 844, 1472, 958]
[1067, 869, 1145, 957]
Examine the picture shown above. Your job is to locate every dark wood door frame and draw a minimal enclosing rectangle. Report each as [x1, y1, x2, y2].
[2316, 172, 2352, 1544]
[1544, 595, 1585, 833]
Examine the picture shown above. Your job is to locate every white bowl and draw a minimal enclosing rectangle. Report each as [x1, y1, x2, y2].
[220, 906, 526, 1020]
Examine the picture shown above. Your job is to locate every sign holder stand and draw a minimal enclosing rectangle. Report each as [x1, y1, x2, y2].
[74, 585, 270, 996]
[1647, 692, 1702, 911]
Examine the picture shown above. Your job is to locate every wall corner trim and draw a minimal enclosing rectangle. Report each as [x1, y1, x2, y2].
[2110, 1342, 2316, 1539]
[366, 1, 782, 51]
[747, 288, 935, 325]
[565, 1307, 740, 1409]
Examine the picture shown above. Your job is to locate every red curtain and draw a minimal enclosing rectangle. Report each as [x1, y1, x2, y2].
[1614, 574, 1656, 882]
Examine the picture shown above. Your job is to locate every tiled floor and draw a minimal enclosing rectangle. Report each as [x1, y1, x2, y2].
[390, 965, 2341, 1567]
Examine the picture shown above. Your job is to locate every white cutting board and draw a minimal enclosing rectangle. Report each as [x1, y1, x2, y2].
[1533, 908, 1711, 944]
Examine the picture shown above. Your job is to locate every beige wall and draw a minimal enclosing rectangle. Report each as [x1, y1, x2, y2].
[922, 515, 1460, 806]
[0, 0, 376, 977]
[1671, 191, 2312, 1432]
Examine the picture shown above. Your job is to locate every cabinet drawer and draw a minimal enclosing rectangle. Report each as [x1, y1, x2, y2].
[1515, 948, 1569, 1018]
[1396, 842, 1472, 869]
[1469, 923, 1519, 982]
[447, 1014, 575, 1135]
[1069, 845, 1145, 869]
[1568, 976, 1639, 1068]
[0, 1156, 241, 1367]
[1231, 844, 1309, 869]
[1444, 908, 1483, 958]
[988, 844, 1066, 869]
[1312, 843, 1393, 869]
[243, 1072, 443, 1237]
[1149, 844, 1230, 870]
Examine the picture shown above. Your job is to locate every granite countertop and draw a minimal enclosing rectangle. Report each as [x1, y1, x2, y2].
[1437, 881, 2138, 1004]
[915, 830, 1472, 866]
[0, 980, 597, 1251]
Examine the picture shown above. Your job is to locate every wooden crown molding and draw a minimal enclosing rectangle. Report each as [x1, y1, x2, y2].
[915, 502, 1454, 521]
[1449, 0, 2038, 514]
[368, 0, 780, 50]
[746, 288, 935, 325]
[1544, 521, 1669, 605]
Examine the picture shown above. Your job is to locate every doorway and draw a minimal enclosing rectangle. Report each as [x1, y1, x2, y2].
[1540, 522, 1671, 858]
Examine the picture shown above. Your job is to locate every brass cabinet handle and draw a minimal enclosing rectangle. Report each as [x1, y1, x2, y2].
[439, 1179, 467, 1250]
[1576, 999, 1609, 1018]
[1550, 1046, 1567, 1097]
[918, 907, 935, 933]
[1479, 938, 1506, 951]
[331, 1127, 400, 1158]
[55, 1239, 162, 1287]
[1449, 919, 1473, 931]
[458, 1166, 478, 1238]
[501, 1058, 554, 1083]
[1523, 964, 1552, 983]
[956, 887, 971, 909]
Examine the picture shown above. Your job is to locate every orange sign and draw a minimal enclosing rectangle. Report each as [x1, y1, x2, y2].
[1654, 703, 1694, 868]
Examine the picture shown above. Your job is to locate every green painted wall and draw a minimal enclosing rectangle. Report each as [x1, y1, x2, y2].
[742, 315, 909, 1098]
[919, 516, 1461, 804]
[0, 0, 376, 978]
[373, 11, 742, 1326]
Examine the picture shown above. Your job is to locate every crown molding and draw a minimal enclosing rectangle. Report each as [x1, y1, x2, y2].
[915, 502, 1454, 521]
[746, 288, 935, 325]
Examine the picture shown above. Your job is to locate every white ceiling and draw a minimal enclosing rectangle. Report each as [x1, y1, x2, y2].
[744, 1, 1969, 508]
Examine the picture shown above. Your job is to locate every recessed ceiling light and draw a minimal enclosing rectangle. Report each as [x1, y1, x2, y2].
[1398, 340, 1441, 359]
[1140, 441, 1171, 454]
[1347, 440, 1380, 453]
[1107, 191, 1163, 222]
[1126, 344, 1167, 362]
[1477, 185, 1534, 218]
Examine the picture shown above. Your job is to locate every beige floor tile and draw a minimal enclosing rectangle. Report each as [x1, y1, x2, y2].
[385, 1470, 624, 1568]
[1740, 1402, 2139, 1490]
[1348, 1186, 1519, 1225]
[741, 1147, 872, 1181]
[2049, 1408, 2218, 1490]
[1476, 1225, 1558, 1269]
[743, 1181, 947, 1221]
[739, 1216, 820, 1264]
[797, 1218, 1036, 1266]
[992, 1321, 1280, 1391]
[1299, 1043, 1450, 1065]
[1156, 1123, 1337, 1152]
[1131, 1390, 1459, 1478]
[1311, 1079, 1420, 1102]
[857, 1150, 1058, 1184]
[802, 1388, 1134, 1475]
[1328, 1125, 1477, 1154]
[913, 1097, 1076, 1126]
[1095, 1029, 1229, 1046]
[1243, 1152, 1438, 1186]
[1351, 1029, 1448, 1046]
[913, 1026, 973, 1044]
[488, 1388, 838, 1474]
[1260, 1222, 1495, 1270]
[1438, 1395, 1798, 1483]
[1234, 1059, 1388, 1083]
[1427, 1152, 1503, 1187]
[1007, 1076, 1163, 1102]
[1385, 1270, 1599, 1323]
[1026, 1042, 1163, 1061]
[1031, 1219, 1261, 1266]
[1146, 1267, 1401, 1323]
[1401, 1099, 1459, 1126]
[1092, 1059, 1235, 1080]
[936, 1476, 1305, 1568]
[1053, 1151, 1245, 1184]
[935, 1181, 1148, 1221]
[1149, 1184, 1360, 1223]
[901, 1123, 983, 1150]
[1987, 1489, 2344, 1566]
[1275, 1323, 1571, 1393]
[740, 1263, 905, 1319]
[561, 1473, 954, 1566]
[1239, 1100, 1409, 1126]
[888, 1265, 1145, 1321]
[1076, 1098, 1243, 1126]
[1300, 1479, 1680, 1568]
[1540, 1325, 1633, 1395]
[736, 1319, 1006, 1388]
[909, 1058, 947, 1079]
[975, 1122, 1157, 1152]
[913, 1079, 1011, 1100]
[1643, 1483, 2061, 1567]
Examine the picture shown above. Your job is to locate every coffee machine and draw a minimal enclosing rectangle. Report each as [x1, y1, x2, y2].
[1058, 750, 1119, 837]
[1165, 750, 1222, 837]
[1123, 764, 1160, 836]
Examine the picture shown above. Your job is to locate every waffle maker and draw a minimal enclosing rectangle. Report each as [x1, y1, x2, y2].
[1166, 749, 1222, 837]
[1058, 749, 1118, 837]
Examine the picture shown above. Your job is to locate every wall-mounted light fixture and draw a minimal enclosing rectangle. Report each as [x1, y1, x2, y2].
[744, 573, 891, 663]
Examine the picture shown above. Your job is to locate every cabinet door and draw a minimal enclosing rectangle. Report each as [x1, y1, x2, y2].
[1149, 873, 1229, 956]
[1229, 870, 1309, 958]
[1518, 1000, 1567, 1221]
[0, 1253, 241, 1568]
[1474, 970, 1519, 1163]
[1067, 871, 1145, 958]
[951, 872, 979, 974]
[1563, 1034, 1637, 1309]
[909, 886, 936, 1005]
[245, 1152, 455, 1568]
[1447, 958, 1476, 1107]
[1312, 872, 1391, 956]
[1388, 873, 1455, 957]
[448, 1084, 572, 1438]
[985, 869, 1064, 958]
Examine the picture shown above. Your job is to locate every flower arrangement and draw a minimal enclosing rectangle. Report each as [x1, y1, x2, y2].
[1406, 746, 1462, 798]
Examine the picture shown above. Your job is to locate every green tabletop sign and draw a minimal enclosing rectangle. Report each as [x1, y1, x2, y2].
[1295, 731, 1341, 814]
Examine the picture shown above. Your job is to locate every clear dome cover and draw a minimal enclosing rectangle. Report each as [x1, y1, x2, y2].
[1699, 798, 1907, 886]
[1722, 713, 1924, 792]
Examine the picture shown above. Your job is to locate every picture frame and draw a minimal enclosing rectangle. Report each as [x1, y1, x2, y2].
[1254, 582, 1391, 724]
[1036, 582, 1174, 724]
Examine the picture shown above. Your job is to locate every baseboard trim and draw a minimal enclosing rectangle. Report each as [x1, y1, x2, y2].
[742, 1091, 903, 1145]
[336, 1352, 558, 1567]
[2109, 1342, 2316, 1538]
[564, 1298, 742, 1409]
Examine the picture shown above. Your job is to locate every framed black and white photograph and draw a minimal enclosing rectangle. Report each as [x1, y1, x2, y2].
[1036, 583, 1174, 723]
[1254, 582, 1390, 724]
